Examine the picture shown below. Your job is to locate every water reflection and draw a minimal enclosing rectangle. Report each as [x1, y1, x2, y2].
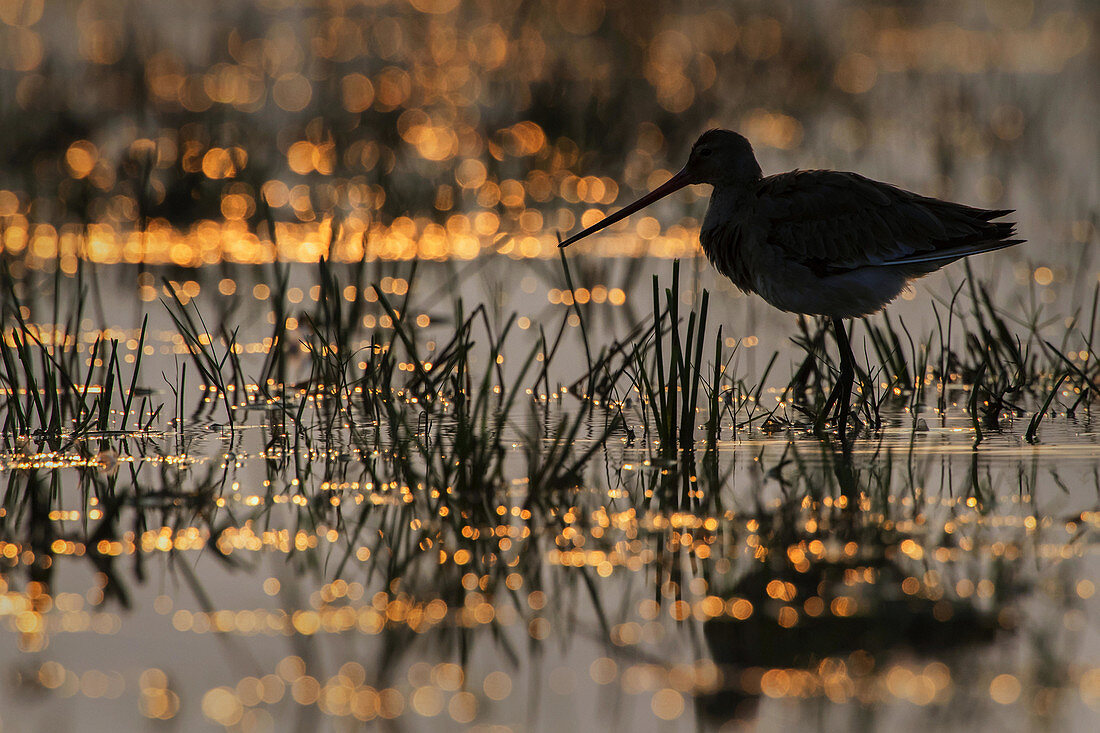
[699, 446, 1010, 727]
[1, 411, 1095, 729]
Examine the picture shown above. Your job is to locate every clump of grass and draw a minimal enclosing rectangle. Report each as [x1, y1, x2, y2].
[554, 259, 747, 471]
[1, 273, 157, 451]
[161, 281, 239, 428]
[861, 311, 936, 422]
[1025, 372, 1068, 443]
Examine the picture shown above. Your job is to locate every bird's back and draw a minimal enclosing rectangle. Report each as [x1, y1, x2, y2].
[700, 170, 1022, 318]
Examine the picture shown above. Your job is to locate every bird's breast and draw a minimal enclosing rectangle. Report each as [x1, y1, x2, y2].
[700, 189, 761, 296]
[700, 220, 756, 295]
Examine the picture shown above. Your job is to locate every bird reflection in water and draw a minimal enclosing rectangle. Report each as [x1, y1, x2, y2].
[693, 447, 1015, 726]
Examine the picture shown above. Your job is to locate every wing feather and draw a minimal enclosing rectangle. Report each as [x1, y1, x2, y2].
[756, 170, 1020, 272]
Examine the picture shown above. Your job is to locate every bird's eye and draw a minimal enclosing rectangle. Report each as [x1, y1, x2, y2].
[699, 148, 712, 158]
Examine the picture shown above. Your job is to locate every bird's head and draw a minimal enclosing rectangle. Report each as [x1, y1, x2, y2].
[559, 129, 760, 248]
[684, 129, 762, 187]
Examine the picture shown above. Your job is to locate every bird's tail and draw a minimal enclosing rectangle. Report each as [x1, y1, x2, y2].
[883, 237, 1025, 267]
[884, 209, 1023, 268]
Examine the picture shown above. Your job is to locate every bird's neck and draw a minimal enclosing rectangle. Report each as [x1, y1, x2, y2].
[702, 183, 756, 231]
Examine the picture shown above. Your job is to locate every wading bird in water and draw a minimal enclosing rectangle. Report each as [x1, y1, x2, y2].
[559, 130, 1022, 437]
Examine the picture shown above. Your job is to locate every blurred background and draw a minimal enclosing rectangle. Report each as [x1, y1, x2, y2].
[0, 0, 1095, 275]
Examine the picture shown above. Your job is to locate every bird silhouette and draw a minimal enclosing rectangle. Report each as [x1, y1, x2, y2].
[559, 129, 1023, 437]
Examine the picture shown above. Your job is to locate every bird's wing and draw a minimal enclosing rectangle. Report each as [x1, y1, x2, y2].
[756, 170, 1018, 273]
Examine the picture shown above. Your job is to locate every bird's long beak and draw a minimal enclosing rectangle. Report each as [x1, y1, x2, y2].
[558, 166, 693, 248]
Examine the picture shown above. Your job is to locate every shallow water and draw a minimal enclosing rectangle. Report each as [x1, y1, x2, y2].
[3, 389, 1100, 732]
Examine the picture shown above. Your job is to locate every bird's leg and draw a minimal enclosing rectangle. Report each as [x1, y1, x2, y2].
[814, 318, 856, 437]
[831, 317, 855, 438]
